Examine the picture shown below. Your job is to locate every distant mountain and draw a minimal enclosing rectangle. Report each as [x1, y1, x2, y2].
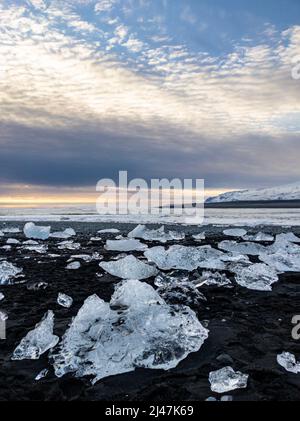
[206, 182, 300, 203]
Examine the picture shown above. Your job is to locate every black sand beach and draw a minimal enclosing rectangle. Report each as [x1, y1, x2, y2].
[1, 222, 300, 401]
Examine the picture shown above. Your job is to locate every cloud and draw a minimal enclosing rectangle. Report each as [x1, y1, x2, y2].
[94, 0, 116, 14]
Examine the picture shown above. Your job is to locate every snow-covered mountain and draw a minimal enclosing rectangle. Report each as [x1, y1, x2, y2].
[206, 182, 300, 203]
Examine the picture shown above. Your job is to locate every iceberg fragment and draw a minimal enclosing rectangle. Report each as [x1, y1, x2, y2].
[2, 227, 20, 234]
[128, 225, 185, 243]
[98, 228, 120, 234]
[259, 252, 300, 273]
[154, 272, 189, 287]
[35, 368, 49, 381]
[0, 261, 23, 285]
[0, 292, 4, 301]
[157, 281, 206, 308]
[100, 255, 158, 280]
[6, 238, 20, 245]
[192, 232, 206, 241]
[23, 244, 48, 254]
[218, 241, 267, 256]
[12, 311, 59, 360]
[51, 280, 208, 384]
[277, 352, 300, 374]
[66, 261, 81, 270]
[234, 263, 278, 291]
[58, 241, 80, 251]
[24, 222, 51, 240]
[209, 366, 248, 393]
[105, 239, 148, 252]
[242, 232, 274, 242]
[50, 228, 76, 239]
[0, 310, 8, 321]
[57, 293, 73, 308]
[223, 228, 247, 238]
[198, 271, 232, 288]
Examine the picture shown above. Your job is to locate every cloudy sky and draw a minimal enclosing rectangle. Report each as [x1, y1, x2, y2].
[1, 0, 300, 203]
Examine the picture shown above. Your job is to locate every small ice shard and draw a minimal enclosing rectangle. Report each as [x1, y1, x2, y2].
[57, 293, 73, 308]
[192, 232, 206, 241]
[0, 292, 4, 301]
[6, 238, 20, 245]
[100, 255, 158, 280]
[0, 230, 3, 236]
[209, 366, 248, 393]
[69, 253, 102, 263]
[198, 271, 232, 288]
[26, 281, 48, 291]
[157, 281, 206, 309]
[0, 310, 8, 321]
[66, 261, 81, 270]
[11, 311, 59, 360]
[51, 280, 208, 384]
[105, 239, 148, 252]
[0, 261, 23, 285]
[154, 271, 189, 287]
[218, 241, 267, 256]
[235, 263, 278, 291]
[35, 368, 49, 381]
[223, 228, 247, 238]
[144, 245, 226, 271]
[128, 225, 185, 243]
[23, 244, 48, 254]
[277, 352, 300, 374]
[58, 241, 80, 250]
[98, 228, 120, 234]
[243, 232, 274, 242]
[51, 228, 76, 239]
[2, 227, 20, 234]
[23, 240, 39, 245]
[24, 222, 51, 240]
[259, 252, 300, 273]
[90, 237, 102, 242]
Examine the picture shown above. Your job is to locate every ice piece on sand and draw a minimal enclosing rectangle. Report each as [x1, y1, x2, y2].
[23, 244, 48, 254]
[23, 240, 39, 245]
[98, 228, 120, 234]
[6, 238, 20, 245]
[275, 233, 300, 243]
[157, 281, 206, 309]
[144, 245, 226, 271]
[259, 252, 300, 273]
[69, 253, 102, 263]
[35, 368, 49, 381]
[192, 232, 206, 241]
[209, 366, 248, 393]
[243, 232, 274, 242]
[24, 222, 51, 240]
[12, 311, 59, 360]
[27, 281, 48, 291]
[0, 230, 3, 236]
[105, 239, 148, 252]
[66, 261, 81, 270]
[51, 280, 209, 384]
[198, 271, 231, 288]
[218, 240, 267, 256]
[154, 272, 189, 287]
[51, 228, 76, 239]
[0, 261, 23, 285]
[2, 227, 20, 234]
[58, 241, 80, 250]
[0, 292, 4, 301]
[57, 293, 73, 308]
[128, 225, 185, 243]
[100, 255, 158, 280]
[223, 228, 247, 237]
[277, 352, 300, 374]
[234, 263, 278, 291]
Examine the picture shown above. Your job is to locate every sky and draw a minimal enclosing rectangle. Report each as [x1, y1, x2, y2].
[0, 0, 300, 204]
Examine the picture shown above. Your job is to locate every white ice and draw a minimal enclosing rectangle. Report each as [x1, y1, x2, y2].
[0, 261, 23, 285]
[57, 293, 73, 308]
[0, 292, 4, 301]
[277, 352, 300, 374]
[98, 228, 120, 234]
[58, 241, 81, 251]
[100, 255, 158, 280]
[6, 238, 20, 245]
[128, 225, 185, 243]
[35, 368, 49, 381]
[218, 240, 267, 256]
[209, 366, 248, 393]
[198, 271, 232, 288]
[234, 263, 279, 291]
[242, 232, 274, 242]
[66, 261, 81, 270]
[24, 222, 51, 240]
[105, 239, 148, 252]
[223, 228, 247, 237]
[50, 228, 76, 239]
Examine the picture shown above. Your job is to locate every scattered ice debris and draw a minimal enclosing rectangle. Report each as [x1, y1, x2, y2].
[242, 232, 274, 242]
[69, 253, 102, 263]
[144, 245, 226, 271]
[1, 245, 11, 251]
[0, 261, 23, 285]
[223, 228, 247, 237]
[90, 237, 102, 242]
[157, 281, 206, 309]
[35, 368, 49, 381]
[51, 280, 208, 384]
[100, 255, 158, 280]
[2, 227, 20, 234]
[197, 271, 232, 288]
[192, 232, 206, 241]
[6, 238, 20, 245]
[66, 261, 81, 270]
[57, 293, 73, 308]
[0, 310, 8, 321]
[24, 222, 51, 240]
[128, 225, 185, 243]
[234, 263, 278, 291]
[50, 228, 76, 239]
[154, 272, 189, 287]
[259, 252, 300, 273]
[105, 239, 148, 252]
[26, 281, 48, 291]
[277, 352, 300, 374]
[0, 292, 4, 301]
[209, 366, 249, 393]
[98, 228, 120, 234]
[23, 244, 48, 254]
[58, 241, 80, 251]
[12, 311, 59, 360]
[218, 241, 267, 256]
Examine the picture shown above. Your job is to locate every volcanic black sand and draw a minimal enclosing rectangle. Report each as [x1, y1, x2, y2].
[1, 222, 300, 401]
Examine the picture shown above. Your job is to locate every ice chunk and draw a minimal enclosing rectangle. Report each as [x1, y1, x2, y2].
[66, 261, 81, 270]
[154, 272, 189, 287]
[0, 261, 23, 285]
[0, 230, 4, 237]
[105, 239, 148, 252]
[24, 222, 50, 240]
[51, 228, 76, 239]
[218, 240, 267, 256]
[209, 366, 248, 393]
[128, 225, 185, 243]
[57, 293, 73, 308]
[0, 310, 8, 321]
[69, 253, 102, 263]
[6, 238, 20, 245]
[35, 368, 49, 381]
[198, 271, 232, 288]
[100, 255, 158, 280]
[144, 245, 226, 271]
[157, 281, 206, 308]
[12, 311, 59, 360]
[23, 244, 48, 254]
[242, 232, 274, 242]
[259, 252, 300, 273]
[98, 228, 120, 234]
[277, 352, 300, 374]
[51, 280, 208, 384]
[192, 232, 206, 241]
[23, 240, 39, 245]
[0, 292, 4, 301]
[58, 241, 80, 250]
[223, 228, 247, 237]
[26, 281, 48, 291]
[2, 227, 20, 234]
[234, 263, 278, 291]
[275, 233, 300, 243]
